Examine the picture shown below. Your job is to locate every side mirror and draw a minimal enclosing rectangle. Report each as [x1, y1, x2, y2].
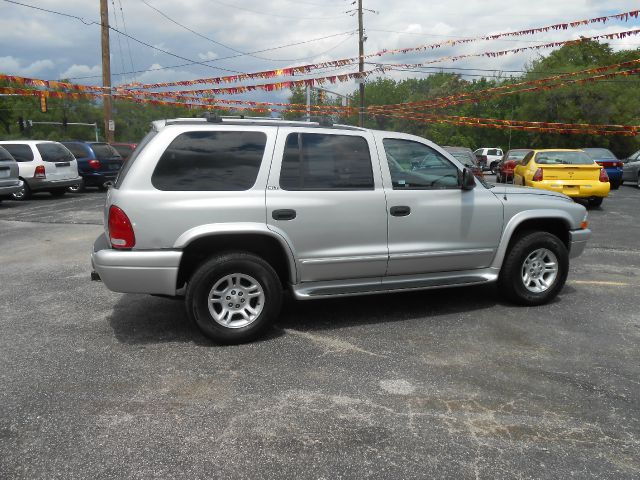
[461, 168, 476, 191]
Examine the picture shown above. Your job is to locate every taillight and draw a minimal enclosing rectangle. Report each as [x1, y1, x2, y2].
[108, 205, 135, 249]
[599, 169, 609, 183]
[617, 161, 623, 168]
[34, 165, 46, 179]
[532, 168, 543, 182]
[88, 159, 101, 170]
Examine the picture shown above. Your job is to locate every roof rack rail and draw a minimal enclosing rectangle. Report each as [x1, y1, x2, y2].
[153, 116, 367, 131]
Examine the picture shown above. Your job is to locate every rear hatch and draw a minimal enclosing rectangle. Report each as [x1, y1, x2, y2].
[91, 143, 123, 174]
[36, 143, 78, 180]
[539, 164, 602, 182]
[0, 147, 19, 187]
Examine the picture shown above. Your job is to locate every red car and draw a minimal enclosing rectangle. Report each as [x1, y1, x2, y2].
[110, 142, 137, 161]
[497, 149, 532, 183]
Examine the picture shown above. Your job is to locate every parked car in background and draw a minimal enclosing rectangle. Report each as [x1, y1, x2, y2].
[496, 149, 533, 183]
[622, 149, 640, 188]
[61, 141, 123, 192]
[474, 147, 504, 172]
[0, 141, 81, 200]
[443, 146, 484, 178]
[0, 146, 22, 203]
[513, 149, 609, 207]
[582, 148, 623, 189]
[110, 142, 137, 161]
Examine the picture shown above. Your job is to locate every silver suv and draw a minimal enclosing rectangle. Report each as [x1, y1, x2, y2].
[92, 117, 591, 343]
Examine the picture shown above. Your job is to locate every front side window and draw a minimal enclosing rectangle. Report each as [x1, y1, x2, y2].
[0, 144, 33, 162]
[383, 139, 460, 190]
[152, 131, 266, 191]
[279, 133, 374, 190]
[37, 143, 75, 163]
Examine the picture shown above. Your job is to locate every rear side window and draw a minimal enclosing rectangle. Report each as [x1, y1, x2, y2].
[0, 146, 14, 161]
[115, 131, 156, 189]
[0, 144, 33, 162]
[521, 152, 534, 165]
[91, 143, 121, 160]
[280, 133, 373, 190]
[63, 143, 90, 159]
[488, 149, 499, 156]
[37, 143, 75, 162]
[152, 131, 266, 191]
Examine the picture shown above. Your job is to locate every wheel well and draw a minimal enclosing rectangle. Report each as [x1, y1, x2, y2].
[176, 234, 293, 289]
[508, 218, 570, 251]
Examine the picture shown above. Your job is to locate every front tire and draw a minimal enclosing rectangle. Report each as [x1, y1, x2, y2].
[186, 253, 282, 344]
[499, 231, 569, 306]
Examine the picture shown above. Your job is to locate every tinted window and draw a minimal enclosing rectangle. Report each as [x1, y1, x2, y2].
[487, 149, 499, 156]
[0, 144, 33, 162]
[383, 139, 460, 189]
[90, 143, 121, 160]
[446, 150, 477, 167]
[521, 151, 534, 165]
[112, 144, 134, 157]
[506, 150, 531, 161]
[0, 146, 14, 161]
[583, 148, 616, 160]
[37, 143, 75, 162]
[62, 142, 90, 159]
[152, 131, 266, 191]
[535, 151, 595, 165]
[280, 133, 373, 190]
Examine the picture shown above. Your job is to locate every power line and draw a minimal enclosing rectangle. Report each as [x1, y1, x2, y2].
[2, 0, 245, 76]
[117, 0, 137, 81]
[110, 0, 128, 79]
[64, 30, 357, 80]
[205, 0, 350, 20]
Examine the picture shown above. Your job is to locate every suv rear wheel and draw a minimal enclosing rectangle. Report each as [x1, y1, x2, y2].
[186, 253, 282, 344]
[499, 231, 568, 306]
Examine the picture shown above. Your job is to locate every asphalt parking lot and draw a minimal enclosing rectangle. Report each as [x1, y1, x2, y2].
[1, 181, 639, 479]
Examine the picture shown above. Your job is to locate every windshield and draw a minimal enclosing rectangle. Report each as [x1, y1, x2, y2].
[583, 148, 616, 160]
[37, 143, 75, 162]
[535, 151, 595, 165]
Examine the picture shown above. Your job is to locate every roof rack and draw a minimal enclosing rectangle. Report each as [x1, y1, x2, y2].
[152, 115, 367, 131]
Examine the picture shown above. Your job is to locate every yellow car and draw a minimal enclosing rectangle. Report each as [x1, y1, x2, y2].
[513, 149, 610, 207]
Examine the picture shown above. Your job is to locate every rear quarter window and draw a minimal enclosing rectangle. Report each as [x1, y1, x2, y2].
[0, 144, 33, 162]
[151, 130, 267, 191]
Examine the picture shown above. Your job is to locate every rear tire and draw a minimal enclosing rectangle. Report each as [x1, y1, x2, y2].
[499, 231, 569, 306]
[611, 181, 620, 190]
[588, 197, 603, 208]
[11, 181, 30, 201]
[185, 253, 282, 344]
[490, 162, 498, 175]
[68, 179, 85, 193]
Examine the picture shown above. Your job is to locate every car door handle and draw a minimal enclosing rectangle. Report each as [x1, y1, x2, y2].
[272, 209, 297, 221]
[390, 206, 411, 217]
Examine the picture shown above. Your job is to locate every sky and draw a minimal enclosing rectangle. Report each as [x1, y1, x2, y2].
[1, 0, 640, 103]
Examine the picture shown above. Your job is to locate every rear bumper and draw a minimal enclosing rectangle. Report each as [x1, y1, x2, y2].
[26, 176, 82, 191]
[0, 179, 22, 196]
[529, 180, 609, 199]
[569, 228, 591, 259]
[91, 233, 182, 296]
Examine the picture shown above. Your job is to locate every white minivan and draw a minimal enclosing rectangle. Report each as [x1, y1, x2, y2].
[0, 141, 81, 200]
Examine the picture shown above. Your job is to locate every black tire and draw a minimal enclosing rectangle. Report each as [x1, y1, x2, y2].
[11, 181, 30, 201]
[498, 231, 569, 306]
[611, 181, 620, 190]
[588, 197, 603, 208]
[185, 252, 282, 344]
[50, 188, 66, 197]
[68, 179, 85, 193]
[490, 162, 498, 175]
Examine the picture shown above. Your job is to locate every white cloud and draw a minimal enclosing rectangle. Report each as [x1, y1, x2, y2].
[59, 64, 101, 80]
[0, 56, 55, 76]
[198, 51, 219, 61]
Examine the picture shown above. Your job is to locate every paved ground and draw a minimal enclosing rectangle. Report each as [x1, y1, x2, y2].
[0, 183, 638, 479]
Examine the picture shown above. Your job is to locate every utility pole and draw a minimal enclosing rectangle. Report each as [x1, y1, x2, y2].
[100, 0, 114, 142]
[357, 0, 365, 127]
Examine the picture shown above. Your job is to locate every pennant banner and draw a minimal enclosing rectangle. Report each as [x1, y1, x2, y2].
[118, 9, 640, 90]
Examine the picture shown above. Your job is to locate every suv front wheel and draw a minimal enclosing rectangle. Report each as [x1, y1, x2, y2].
[186, 253, 283, 344]
[498, 231, 568, 306]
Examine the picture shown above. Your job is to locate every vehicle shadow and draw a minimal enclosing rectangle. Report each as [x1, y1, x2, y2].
[108, 283, 572, 346]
